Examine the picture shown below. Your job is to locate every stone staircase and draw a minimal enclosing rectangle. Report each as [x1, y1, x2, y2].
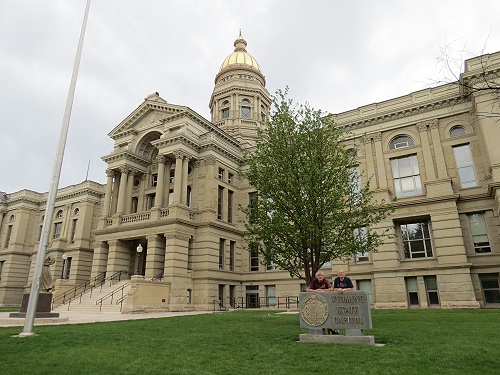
[53, 280, 131, 313]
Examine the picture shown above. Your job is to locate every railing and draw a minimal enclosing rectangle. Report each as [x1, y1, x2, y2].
[151, 271, 164, 281]
[52, 272, 106, 308]
[96, 281, 131, 311]
[96, 272, 164, 311]
[121, 212, 151, 224]
[212, 299, 228, 311]
[230, 296, 299, 310]
[57, 270, 128, 310]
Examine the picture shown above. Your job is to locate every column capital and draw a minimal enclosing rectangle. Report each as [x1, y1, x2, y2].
[156, 155, 167, 164]
[106, 169, 116, 178]
[203, 155, 217, 165]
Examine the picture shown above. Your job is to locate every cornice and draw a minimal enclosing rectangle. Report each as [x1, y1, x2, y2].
[333, 95, 470, 132]
[101, 150, 151, 167]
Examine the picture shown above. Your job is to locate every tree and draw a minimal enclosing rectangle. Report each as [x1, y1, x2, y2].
[433, 39, 500, 119]
[241, 89, 394, 284]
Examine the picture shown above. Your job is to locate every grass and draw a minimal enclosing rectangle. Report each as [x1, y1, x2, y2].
[0, 306, 18, 312]
[1, 309, 499, 375]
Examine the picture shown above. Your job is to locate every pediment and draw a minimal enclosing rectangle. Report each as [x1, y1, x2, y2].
[108, 92, 189, 139]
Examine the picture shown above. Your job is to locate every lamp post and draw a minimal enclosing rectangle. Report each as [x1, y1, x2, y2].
[136, 244, 143, 275]
[60, 253, 68, 279]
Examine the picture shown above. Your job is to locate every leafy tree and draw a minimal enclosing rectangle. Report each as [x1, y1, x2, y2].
[241, 89, 394, 284]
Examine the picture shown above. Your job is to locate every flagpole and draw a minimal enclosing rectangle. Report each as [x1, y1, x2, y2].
[19, 0, 92, 337]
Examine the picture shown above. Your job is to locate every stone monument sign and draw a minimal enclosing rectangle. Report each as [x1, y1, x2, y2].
[299, 291, 375, 345]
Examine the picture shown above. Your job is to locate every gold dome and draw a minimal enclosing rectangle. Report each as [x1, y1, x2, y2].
[219, 32, 261, 72]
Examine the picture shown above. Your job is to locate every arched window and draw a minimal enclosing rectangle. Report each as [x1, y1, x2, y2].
[242, 98, 250, 104]
[73, 208, 80, 215]
[389, 135, 414, 150]
[450, 126, 466, 137]
[221, 100, 230, 119]
[241, 106, 251, 118]
[9, 214, 15, 222]
[55, 210, 64, 219]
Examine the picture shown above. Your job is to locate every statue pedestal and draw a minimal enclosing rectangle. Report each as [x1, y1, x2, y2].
[9, 292, 60, 318]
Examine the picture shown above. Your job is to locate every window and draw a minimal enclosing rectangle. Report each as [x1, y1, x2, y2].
[241, 106, 251, 118]
[357, 280, 373, 305]
[450, 126, 466, 137]
[73, 208, 80, 215]
[354, 227, 369, 262]
[266, 285, 277, 307]
[248, 192, 258, 224]
[453, 144, 477, 188]
[53, 222, 62, 239]
[349, 165, 361, 198]
[9, 214, 15, 221]
[187, 289, 192, 304]
[468, 212, 491, 253]
[169, 169, 175, 184]
[228, 190, 233, 223]
[250, 243, 259, 272]
[389, 135, 414, 150]
[5, 225, 12, 247]
[217, 186, 224, 220]
[479, 274, 500, 304]
[229, 241, 235, 271]
[70, 219, 77, 243]
[187, 238, 194, 270]
[55, 210, 64, 219]
[229, 285, 236, 307]
[38, 225, 43, 241]
[218, 168, 224, 180]
[131, 197, 139, 213]
[400, 221, 433, 259]
[391, 155, 423, 198]
[424, 275, 439, 305]
[219, 239, 225, 270]
[222, 108, 229, 119]
[146, 194, 155, 210]
[0, 260, 4, 281]
[228, 173, 233, 184]
[152, 174, 158, 187]
[64, 257, 72, 279]
[187, 186, 192, 207]
[405, 277, 419, 306]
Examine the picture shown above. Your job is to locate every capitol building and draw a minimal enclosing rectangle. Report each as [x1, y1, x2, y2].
[1, 34, 500, 311]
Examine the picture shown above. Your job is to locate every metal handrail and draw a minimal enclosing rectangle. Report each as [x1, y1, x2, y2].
[60, 270, 128, 310]
[151, 271, 164, 281]
[212, 299, 228, 311]
[51, 272, 106, 308]
[96, 281, 130, 311]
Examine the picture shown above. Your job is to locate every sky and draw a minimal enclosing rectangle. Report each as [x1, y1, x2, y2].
[1, 0, 500, 194]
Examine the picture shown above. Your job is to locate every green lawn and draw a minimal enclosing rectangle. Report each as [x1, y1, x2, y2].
[1, 309, 499, 375]
[0, 306, 19, 312]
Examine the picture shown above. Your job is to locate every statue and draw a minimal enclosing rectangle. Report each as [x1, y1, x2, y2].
[40, 254, 56, 292]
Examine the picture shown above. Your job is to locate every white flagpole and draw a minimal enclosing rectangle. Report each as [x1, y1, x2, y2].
[20, 0, 92, 336]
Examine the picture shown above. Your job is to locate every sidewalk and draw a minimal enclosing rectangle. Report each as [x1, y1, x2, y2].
[0, 310, 213, 327]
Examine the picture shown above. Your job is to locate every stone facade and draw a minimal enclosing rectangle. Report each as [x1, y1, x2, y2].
[1, 35, 500, 310]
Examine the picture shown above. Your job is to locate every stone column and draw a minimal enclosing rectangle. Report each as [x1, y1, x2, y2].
[90, 241, 109, 279]
[203, 156, 216, 209]
[125, 169, 135, 214]
[363, 135, 377, 189]
[102, 169, 114, 217]
[110, 172, 120, 215]
[163, 232, 190, 305]
[417, 121, 437, 181]
[145, 234, 166, 279]
[139, 173, 147, 212]
[116, 167, 129, 215]
[372, 132, 388, 189]
[173, 152, 183, 204]
[428, 120, 449, 180]
[165, 158, 172, 205]
[181, 155, 190, 205]
[106, 240, 131, 276]
[155, 155, 166, 207]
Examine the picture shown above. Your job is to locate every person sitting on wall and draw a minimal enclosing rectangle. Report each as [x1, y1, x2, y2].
[333, 269, 354, 294]
[306, 271, 333, 292]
